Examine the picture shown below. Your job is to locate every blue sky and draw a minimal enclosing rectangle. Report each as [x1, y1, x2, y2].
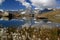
[0, 0, 26, 10]
[0, 0, 60, 10]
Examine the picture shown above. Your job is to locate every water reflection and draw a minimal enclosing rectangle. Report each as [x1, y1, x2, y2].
[0, 17, 60, 28]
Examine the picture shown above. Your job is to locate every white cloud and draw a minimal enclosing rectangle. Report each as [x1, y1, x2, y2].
[0, 0, 5, 5]
[16, 0, 31, 8]
[22, 2, 31, 8]
[0, 9, 4, 12]
[30, 0, 57, 9]
[16, 0, 25, 3]
[16, 0, 58, 9]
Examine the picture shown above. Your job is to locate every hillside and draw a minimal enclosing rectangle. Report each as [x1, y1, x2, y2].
[36, 9, 60, 23]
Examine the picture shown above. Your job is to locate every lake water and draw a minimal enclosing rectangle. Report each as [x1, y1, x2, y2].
[0, 17, 60, 27]
[0, 17, 35, 27]
[0, 19, 25, 27]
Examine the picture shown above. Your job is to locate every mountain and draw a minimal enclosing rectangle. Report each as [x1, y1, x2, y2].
[41, 8, 53, 13]
[34, 8, 54, 14]
[36, 9, 60, 23]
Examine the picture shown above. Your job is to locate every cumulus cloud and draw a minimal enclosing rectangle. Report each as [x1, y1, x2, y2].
[16, 0, 31, 8]
[30, 0, 57, 9]
[0, 0, 5, 5]
[16, 0, 58, 9]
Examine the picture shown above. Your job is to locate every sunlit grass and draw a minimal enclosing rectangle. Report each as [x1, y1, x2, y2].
[37, 9, 60, 23]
